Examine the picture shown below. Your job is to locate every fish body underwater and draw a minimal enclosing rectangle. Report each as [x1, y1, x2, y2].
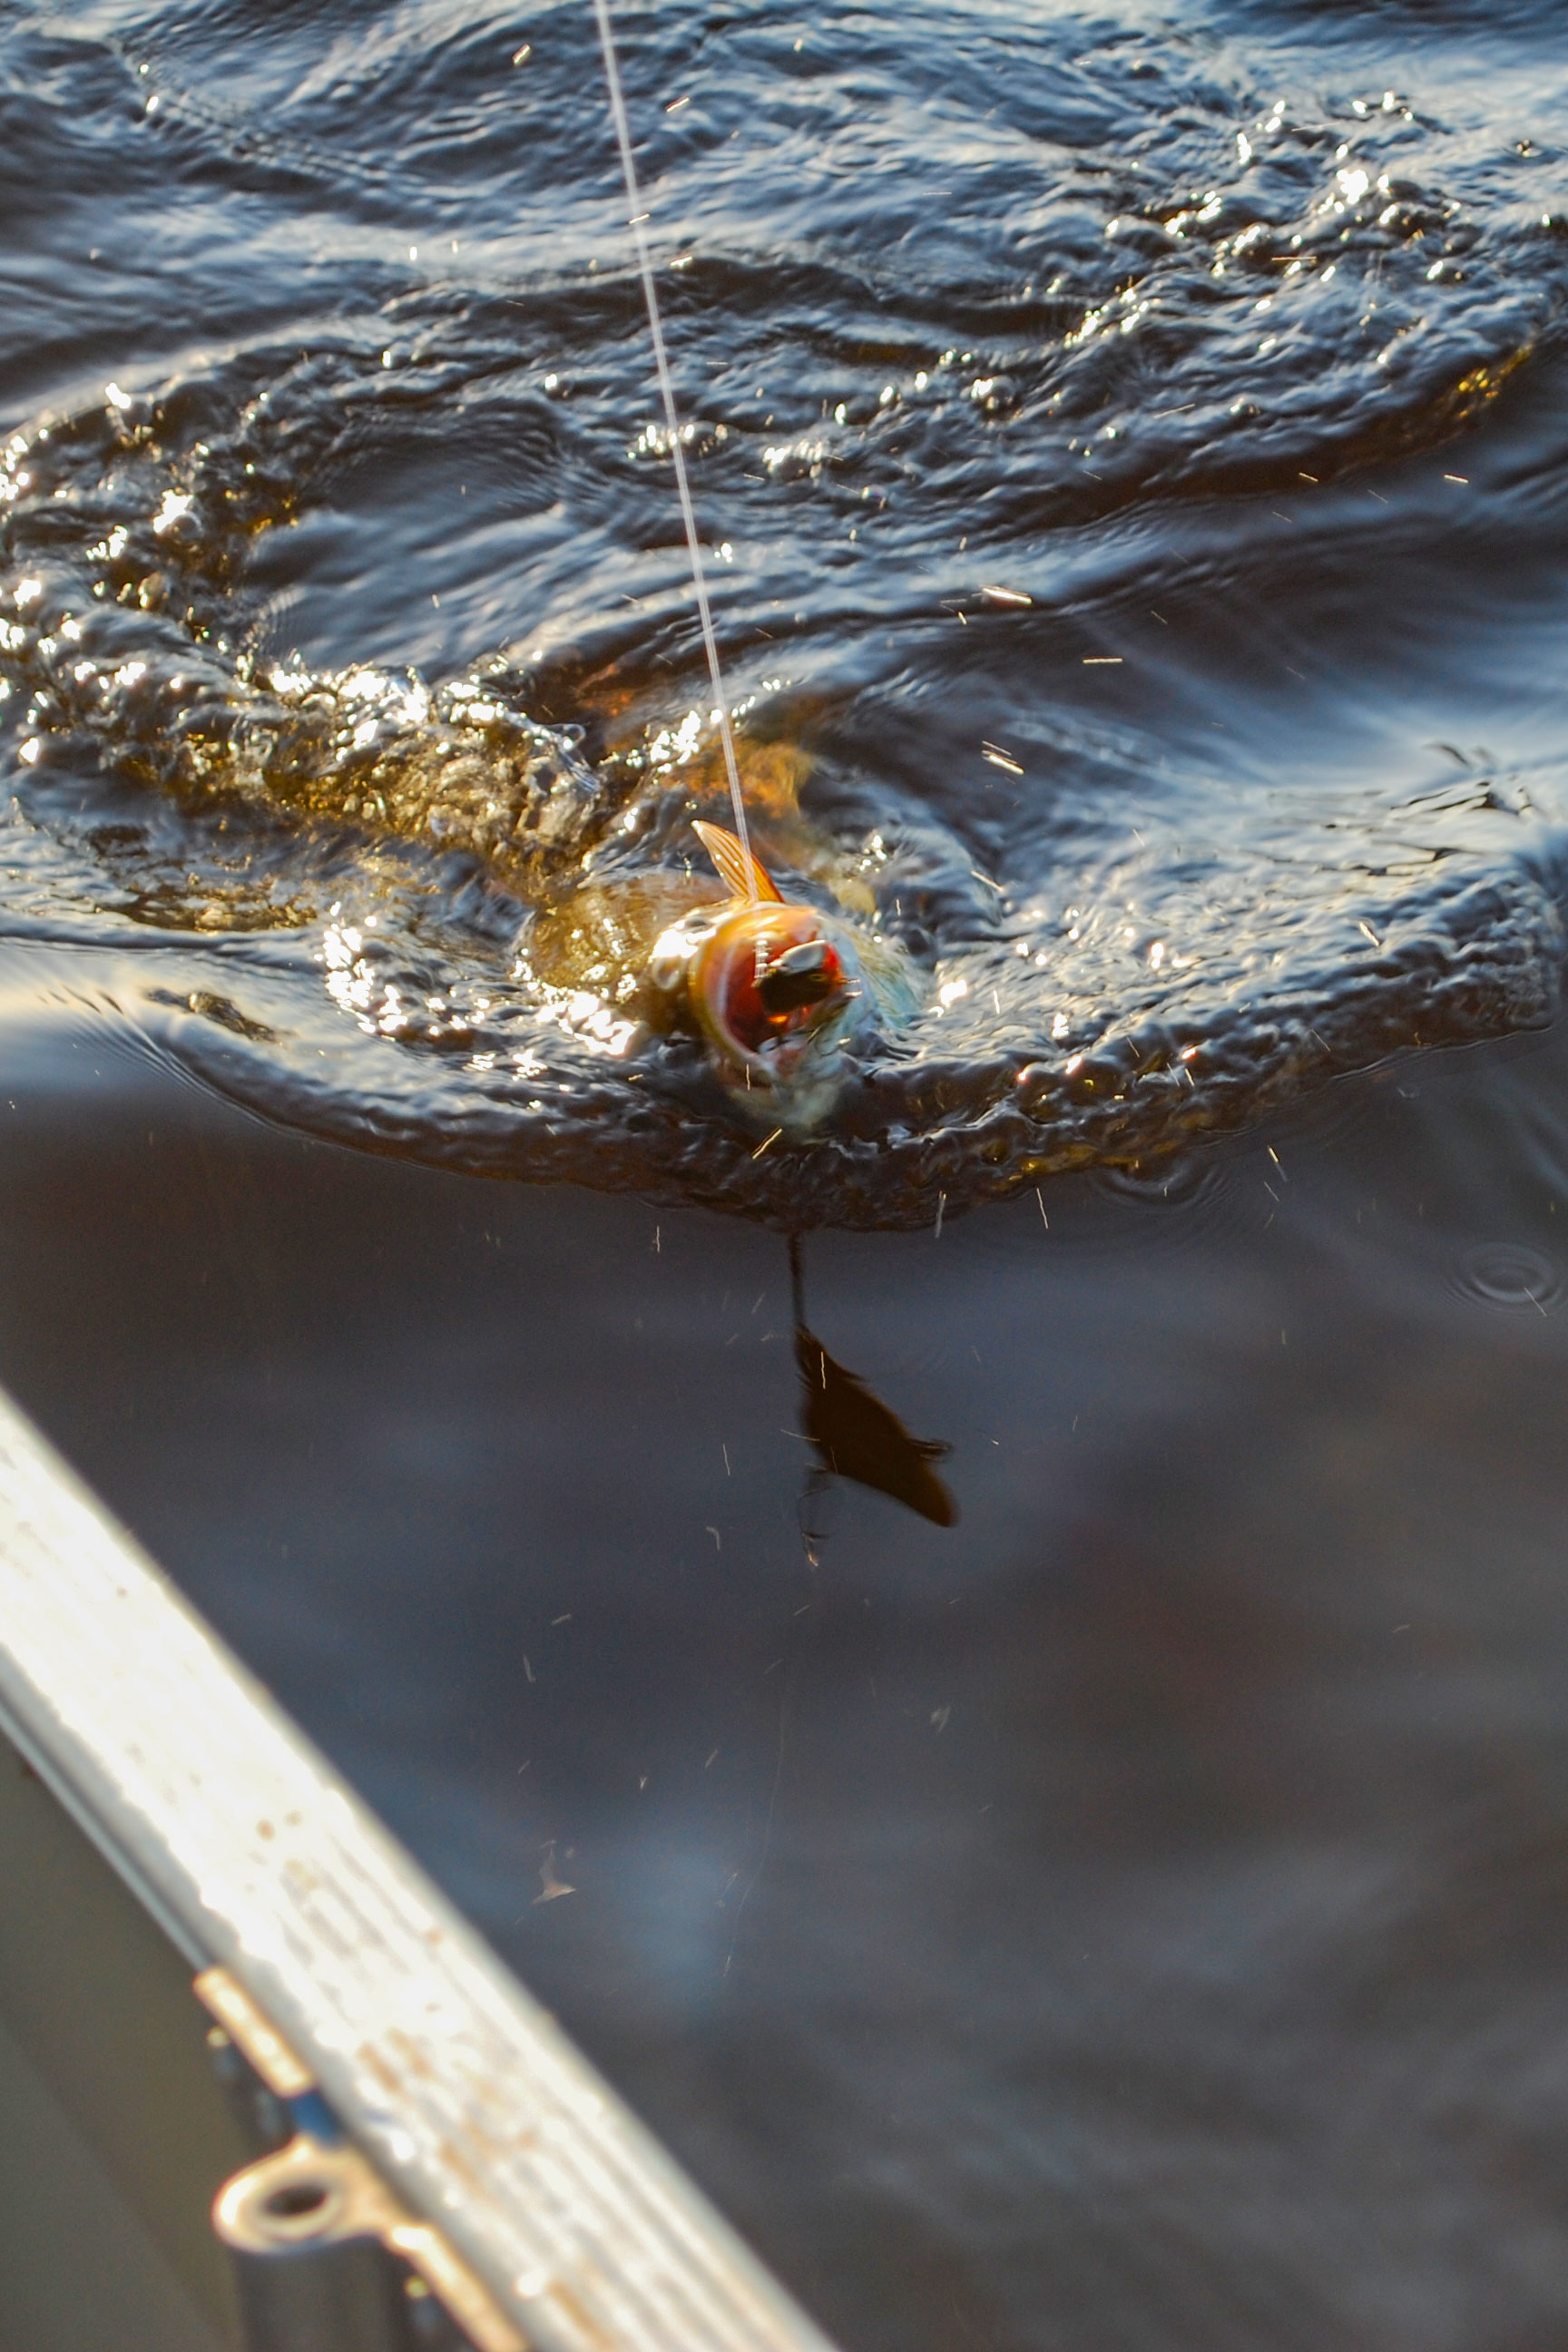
[3, 500, 929, 1156]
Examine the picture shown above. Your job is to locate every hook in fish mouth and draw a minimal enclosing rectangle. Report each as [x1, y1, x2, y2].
[690, 902, 862, 1109]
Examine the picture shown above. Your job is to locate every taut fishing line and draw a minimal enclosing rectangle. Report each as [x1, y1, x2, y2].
[590, 0, 759, 903]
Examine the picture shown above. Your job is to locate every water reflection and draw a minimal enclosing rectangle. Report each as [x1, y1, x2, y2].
[789, 1236, 956, 1530]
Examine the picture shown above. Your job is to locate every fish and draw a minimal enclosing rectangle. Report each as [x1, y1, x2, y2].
[637, 820, 918, 1135]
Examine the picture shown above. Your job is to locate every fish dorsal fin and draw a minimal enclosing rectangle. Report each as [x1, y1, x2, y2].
[693, 819, 785, 904]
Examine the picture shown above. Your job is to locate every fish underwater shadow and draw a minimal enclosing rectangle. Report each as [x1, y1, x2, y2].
[789, 1237, 956, 1533]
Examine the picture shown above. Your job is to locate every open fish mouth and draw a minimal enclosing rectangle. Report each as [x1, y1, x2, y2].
[628, 821, 922, 1133]
[696, 916, 858, 1079]
[637, 905, 861, 1134]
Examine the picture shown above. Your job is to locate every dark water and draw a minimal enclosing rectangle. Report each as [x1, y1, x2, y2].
[5, 0, 1568, 2345]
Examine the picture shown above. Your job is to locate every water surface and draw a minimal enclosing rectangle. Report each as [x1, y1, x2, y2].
[6, 0, 1568, 1218]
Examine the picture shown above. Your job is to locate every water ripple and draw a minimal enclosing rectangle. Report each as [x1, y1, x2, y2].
[1452, 1239, 1563, 1311]
[3, 2, 1568, 1227]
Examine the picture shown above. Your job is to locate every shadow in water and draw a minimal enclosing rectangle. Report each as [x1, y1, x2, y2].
[789, 1236, 956, 1530]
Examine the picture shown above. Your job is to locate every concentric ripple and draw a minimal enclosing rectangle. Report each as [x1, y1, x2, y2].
[1453, 1240, 1563, 1312]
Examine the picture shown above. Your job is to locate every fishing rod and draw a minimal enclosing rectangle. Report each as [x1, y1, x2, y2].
[590, 0, 759, 905]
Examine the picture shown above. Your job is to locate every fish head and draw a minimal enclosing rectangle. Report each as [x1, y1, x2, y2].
[641, 819, 878, 1130]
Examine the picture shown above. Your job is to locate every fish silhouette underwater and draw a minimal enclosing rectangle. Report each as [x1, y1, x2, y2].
[3, 558, 924, 1146]
[789, 1239, 956, 1529]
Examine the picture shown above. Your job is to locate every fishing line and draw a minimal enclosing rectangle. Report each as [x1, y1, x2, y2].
[590, 0, 759, 903]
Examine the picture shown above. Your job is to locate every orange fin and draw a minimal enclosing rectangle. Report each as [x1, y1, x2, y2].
[693, 819, 785, 904]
